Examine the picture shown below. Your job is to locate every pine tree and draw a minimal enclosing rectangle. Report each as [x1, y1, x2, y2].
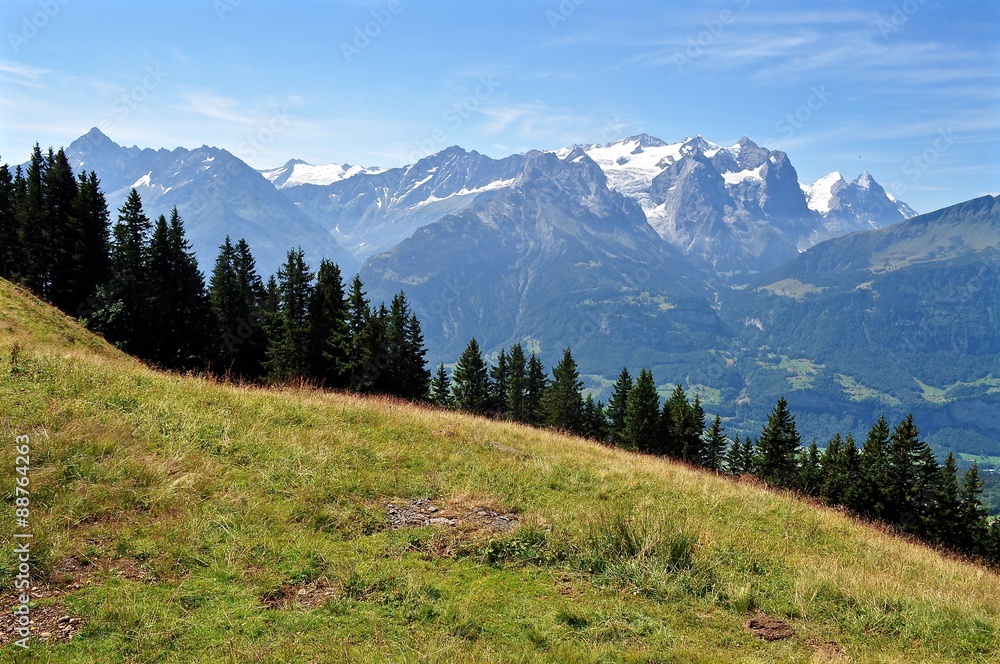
[0, 161, 18, 279]
[429, 364, 452, 407]
[958, 463, 990, 555]
[726, 435, 745, 475]
[798, 440, 824, 496]
[820, 433, 858, 505]
[345, 275, 371, 389]
[929, 453, 962, 547]
[506, 343, 528, 422]
[581, 394, 608, 441]
[912, 445, 944, 539]
[663, 385, 690, 458]
[684, 395, 707, 464]
[401, 311, 430, 400]
[525, 353, 548, 426]
[93, 189, 153, 356]
[490, 348, 509, 417]
[543, 348, 584, 434]
[625, 369, 659, 453]
[452, 338, 491, 415]
[209, 237, 268, 379]
[17, 145, 49, 297]
[606, 367, 633, 447]
[846, 415, 891, 518]
[42, 149, 81, 312]
[266, 247, 314, 380]
[146, 210, 211, 368]
[756, 397, 801, 489]
[884, 414, 924, 530]
[308, 259, 350, 387]
[71, 170, 111, 313]
[703, 415, 728, 472]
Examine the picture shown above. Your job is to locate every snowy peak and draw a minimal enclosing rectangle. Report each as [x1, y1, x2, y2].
[802, 172, 846, 214]
[260, 159, 384, 189]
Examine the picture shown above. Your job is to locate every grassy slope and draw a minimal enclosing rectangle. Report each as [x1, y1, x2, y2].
[0, 279, 998, 663]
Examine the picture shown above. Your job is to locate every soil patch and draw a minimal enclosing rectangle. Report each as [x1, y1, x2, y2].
[744, 614, 795, 641]
[808, 639, 846, 661]
[385, 498, 518, 533]
[0, 590, 84, 647]
[261, 579, 337, 610]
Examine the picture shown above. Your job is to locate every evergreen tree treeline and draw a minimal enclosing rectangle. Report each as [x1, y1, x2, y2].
[0, 147, 429, 400]
[441, 336, 1000, 565]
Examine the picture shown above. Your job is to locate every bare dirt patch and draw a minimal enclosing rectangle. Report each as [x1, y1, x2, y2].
[808, 639, 846, 661]
[261, 579, 337, 610]
[744, 614, 795, 641]
[385, 498, 518, 533]
[0, 587, 84, 647]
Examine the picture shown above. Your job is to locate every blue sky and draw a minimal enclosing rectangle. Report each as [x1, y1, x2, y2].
[1, 0, 997, 213]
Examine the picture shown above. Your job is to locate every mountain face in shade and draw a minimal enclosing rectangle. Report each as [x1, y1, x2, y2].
[360, 148, 730, 375]
[724, 195, 1000, 452]
[279, 147, 527, 261]
[65, 128, 359, 277]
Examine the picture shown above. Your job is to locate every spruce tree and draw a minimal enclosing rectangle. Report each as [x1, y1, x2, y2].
[703, 415, 728, 472]
[581, 395, 608, 441]
[543, 348, 584, 434]
[624, 368, 659, 453]
[958, 463, 990, 554]
[94, 189, 152, 356]
[71, 170, 111, 313]
[0, 161, 18, 279]
[146, 210, 211, 368]
[884, 414, 924, 529]
[506, 343, 527, 422]
[684, 395, 707, 464]
[663, 385, 690, 458]
[210, 237, 268, 379]
[42, 149, 81, 312]
[606, 367, 633, 447]
[345, 275, 371, 389]
[402, 311, 430, 400]
[847, 416, 891, 518]
[452, 338, 491, 415]
[266, 247, 314, 380]
[429, 364, 452, 407]
[525, 353, 548, 426]
[17, 145, 49, 297]
[798, 440, 824, 496]
[490, 349, 509, 417]
[756, 397, 801, 489]
[929, 453, 962, 547]
[308, 259, 350, 387]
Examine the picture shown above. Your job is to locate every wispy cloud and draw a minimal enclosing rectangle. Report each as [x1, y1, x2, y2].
[175, 89, 257, 125]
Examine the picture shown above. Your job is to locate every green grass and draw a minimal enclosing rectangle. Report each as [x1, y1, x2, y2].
[960, 453, 1000, 466]
[1, 279, 1000, 662]
[835, 374, 902, 407]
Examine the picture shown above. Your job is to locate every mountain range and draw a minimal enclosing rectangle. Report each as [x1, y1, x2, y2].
[50, 128, 999, 459]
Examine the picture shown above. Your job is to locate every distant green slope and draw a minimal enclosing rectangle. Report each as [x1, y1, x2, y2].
[1, 278, 1000, 662]
[722, 195, 1000, 456]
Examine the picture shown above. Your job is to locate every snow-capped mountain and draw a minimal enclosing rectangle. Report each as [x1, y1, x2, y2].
[65, 128, 359, 277]
[802, 171, 917, 238]
[361, 148, 726, 371]
[259, 159, 384, 189]
[561, 134, 916, 275]
[279, 147, 525, 260]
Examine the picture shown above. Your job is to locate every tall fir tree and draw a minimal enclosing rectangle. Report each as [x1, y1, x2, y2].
[606, 367, 633, 448]
[266, 247, 314, 380]
[345, 275, 372, 389]
[0, 161, 18, 279]
[524, 353, 548, 426]
[505, 343, 528, 422]
[847, 416, 891, 518]
[958, 463, 990, 555]
[17, 145, 49, 297]
[209, 237, 268, 379]
[70, 170, 111, 313]
[884, 414, 924, 529]
[42, 148, 80, 312]
[928, 453, 963, 547]
[581, 395, 608, 441]
[452, 338, 491, 415]
[703, 415, 728, 472]
[146, 209, 211, 369]
[798, 440, 824, 496]
[624, 369, 659, 453]
[429, 364, 452, 407]
[490, 349, 509, 417]
[307, 259, 351, 387]
[662, 385, 690, 458]
[543, 348, 584, 434]
[756, 397, 801, 489]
